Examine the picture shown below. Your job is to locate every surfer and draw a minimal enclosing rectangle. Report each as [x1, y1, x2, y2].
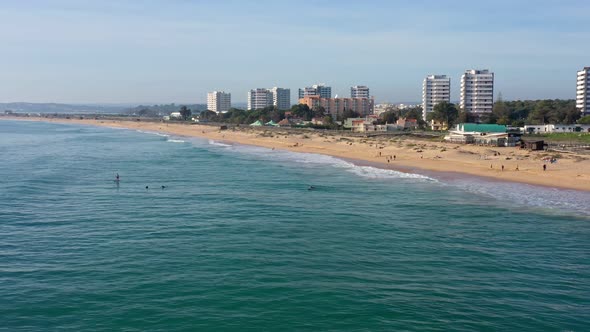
[308, 185, 315, 191]
[161, 185, 166, 189]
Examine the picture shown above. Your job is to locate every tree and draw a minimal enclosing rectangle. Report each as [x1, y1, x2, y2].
[290, 104, 313, 121]
[380, 110, 398, 124]
[340, 109, 360, 121]
[313, 106, 326, 118]
[179, 106, 192, 121]
[578, 115, 590, 124]
[199, 110, 216, 121]
[427, 101, 458, 128]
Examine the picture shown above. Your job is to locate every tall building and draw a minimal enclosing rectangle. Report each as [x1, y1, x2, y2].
[422, 75, 450, 120]
[270, 87, 291, 110]
[577, 67, 590, 115]
[298, 84, 331, 99]
[299, 96, 374, 119]
[207, 91, 231, 114]
[460, 69, 494, 115]
[247, 88, 290, 110]
[351, 86, 370, 98]
[247, 88, 273, 110]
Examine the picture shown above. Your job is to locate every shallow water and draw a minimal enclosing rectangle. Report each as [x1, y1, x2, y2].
[1, 120, 589, 331]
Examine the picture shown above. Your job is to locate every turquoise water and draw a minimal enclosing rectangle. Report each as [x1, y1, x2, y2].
[1, 120, 589, 331]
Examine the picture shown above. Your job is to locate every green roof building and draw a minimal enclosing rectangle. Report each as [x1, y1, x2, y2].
[456, 123, 506, 133]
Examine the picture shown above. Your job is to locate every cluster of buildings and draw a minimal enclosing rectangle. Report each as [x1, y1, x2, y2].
[298, 85, 374, 119]
[206, 66, 590, 122]
[422, 69, 494, 121]
[206, 84, 375, 119]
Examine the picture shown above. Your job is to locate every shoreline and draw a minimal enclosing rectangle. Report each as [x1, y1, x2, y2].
[3, 116, 590, 192]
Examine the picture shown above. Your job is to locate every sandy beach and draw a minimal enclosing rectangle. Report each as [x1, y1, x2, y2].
[4, 117, 590, 192]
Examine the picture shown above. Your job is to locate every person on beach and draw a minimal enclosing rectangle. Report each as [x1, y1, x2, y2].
[543, 164, 547, 171]
[501, 165, 504, 171]
[516, 165, 519, 171]
[393, 155, 396, 160]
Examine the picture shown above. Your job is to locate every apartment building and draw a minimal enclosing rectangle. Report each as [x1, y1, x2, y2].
[298, 96, 374, 119]
[351, 86, 370, 98]
[460, 69, 494, 115]
[248, 87, 291, 110]
[577, 67, 590, 115]
[207, 91, 231, 114]
[298, 84, 332, 99]
[269, 87, 291, 110]
[422, 75, 450, 120]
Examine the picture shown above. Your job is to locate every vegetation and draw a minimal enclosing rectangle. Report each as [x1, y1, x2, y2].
[426, 101, 458, 128]
[179, 106, 192, 121]
[480, 98, 580, 126]
[126, 103, 207, 117]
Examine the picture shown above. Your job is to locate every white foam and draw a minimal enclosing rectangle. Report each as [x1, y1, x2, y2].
[204, 142, 435, 181]
[136, 130, 169, 138]
[208, 140, 232, 147]
[167, 139, 185, 143]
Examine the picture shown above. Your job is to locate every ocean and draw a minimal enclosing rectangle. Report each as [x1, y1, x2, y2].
[1, 120, 589, 331]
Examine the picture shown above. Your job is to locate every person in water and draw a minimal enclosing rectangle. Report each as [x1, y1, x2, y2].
[116, 173, 120, 181]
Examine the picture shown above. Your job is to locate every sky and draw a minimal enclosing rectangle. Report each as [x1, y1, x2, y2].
[1, 0, 589, 104]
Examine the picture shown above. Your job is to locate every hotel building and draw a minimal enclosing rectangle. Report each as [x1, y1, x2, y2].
[351, 86, 370, 98]
[207, 91, 231, 114]
[422, 75, 450, 120]
[298, 84, 332, 99]
[460, 69, 494, 115]
[299, 96, 374, 119]
[577, 67, 590, 115]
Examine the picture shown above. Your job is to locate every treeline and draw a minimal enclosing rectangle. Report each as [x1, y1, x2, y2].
[126, 103, 207, 117]
[199, 104, 363, 127]
[487, 99, 582, 126]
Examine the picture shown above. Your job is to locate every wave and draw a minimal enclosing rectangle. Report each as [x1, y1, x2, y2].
[205, 142, 435, 181]
[167, 139, 185, 143]
[135, 130, 169, 138]
[202, 141, 590, 217]
[208, 140, 232, 147]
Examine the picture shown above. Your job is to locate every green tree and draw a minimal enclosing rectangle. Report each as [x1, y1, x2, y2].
[426, 101, 458, 128]
[290, 104, 313, 121]
[199, 110, 216, 121]
[578, 115, 590, 124]
[313, 106, 326, 118]
[179, 106, 192, 121]
[380, 110, 398, 124]
[340, 109, 361, 121]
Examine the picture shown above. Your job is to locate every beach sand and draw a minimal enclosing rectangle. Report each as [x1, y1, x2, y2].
[4, 117, 590, 192]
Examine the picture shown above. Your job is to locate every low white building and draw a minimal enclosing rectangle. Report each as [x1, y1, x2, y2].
[169, 111, 182, 119]
[524, 124, 590, 133]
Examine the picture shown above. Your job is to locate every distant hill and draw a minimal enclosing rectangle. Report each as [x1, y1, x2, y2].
[0, 102, 127, 114]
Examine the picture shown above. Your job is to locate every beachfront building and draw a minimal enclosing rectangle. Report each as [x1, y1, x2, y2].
[299, 96, 374, 119]
[270, 87, 291, 110]
[422, 75, 450, 120]
[577, 67, 590, 115]
[351, 86, 370, 98]
[248, 87, 291, 110]
[298, 84, 332, 99]
[524, 124, 590, 134]
[460, 69, 494, 116]
[207, 91, 231, 114]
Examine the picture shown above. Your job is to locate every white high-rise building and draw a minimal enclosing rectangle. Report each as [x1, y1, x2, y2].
[422, 75, 450, 120]
[207, 91, 231, 114]
[351, 86, 370, 98]
[577, 67, 590, 115]
[298, 84, 331, 99]
[247, 88, 273, 110]
[270, 87, 291, 110]
[460, 69, 494, 115]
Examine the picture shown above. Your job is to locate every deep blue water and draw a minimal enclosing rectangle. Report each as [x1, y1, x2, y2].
[1, 120, 589, 331]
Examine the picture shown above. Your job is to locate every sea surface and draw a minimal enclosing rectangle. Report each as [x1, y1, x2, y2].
[1, 120, 589, 331]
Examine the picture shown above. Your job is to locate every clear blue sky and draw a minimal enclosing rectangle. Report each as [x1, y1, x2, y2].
[1, 0, 589, 104]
